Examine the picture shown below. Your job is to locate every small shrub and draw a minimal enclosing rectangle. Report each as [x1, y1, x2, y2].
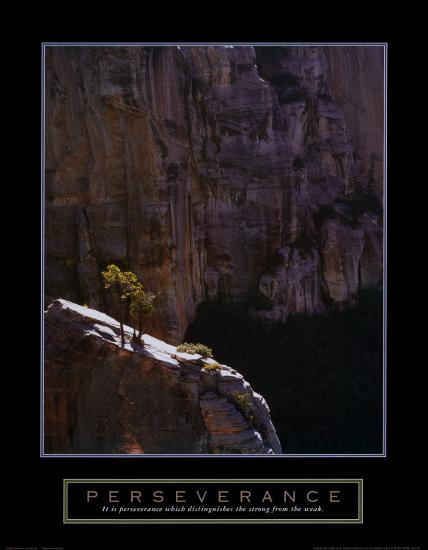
[233, 391, 252, 412]
[176, 342, 213, 358]
[203, 361, 222, 371]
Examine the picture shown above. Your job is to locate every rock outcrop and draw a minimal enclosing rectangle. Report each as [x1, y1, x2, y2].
[44, 299, 281, 454]
[45, 45, 384, 342]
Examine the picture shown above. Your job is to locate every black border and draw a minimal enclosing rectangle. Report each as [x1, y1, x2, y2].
[4, 28, 422, 549]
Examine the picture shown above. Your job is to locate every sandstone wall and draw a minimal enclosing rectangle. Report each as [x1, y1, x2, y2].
[45, 45, 384, 342]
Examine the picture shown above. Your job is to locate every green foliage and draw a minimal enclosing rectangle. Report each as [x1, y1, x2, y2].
[129, 284, 155, 316]
[176, 342, 213, 358]
[185, 290, 383, 453]
[101, 264, 138, 302]
[101, 264, 156, 345]
[232, 391, 252, 412]
[202, 361, 222, 371]
[203, 362, 222, 371]
[129, 282, 156, 342]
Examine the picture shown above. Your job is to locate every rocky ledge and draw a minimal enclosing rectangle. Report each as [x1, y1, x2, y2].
[44, 299, 282, 454]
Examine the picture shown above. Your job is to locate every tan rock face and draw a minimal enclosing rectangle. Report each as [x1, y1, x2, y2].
[45, 46, 383, 342]
[44, 299, 281, 454]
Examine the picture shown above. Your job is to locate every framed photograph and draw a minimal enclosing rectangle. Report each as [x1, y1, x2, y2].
[4, 36, 422, 549]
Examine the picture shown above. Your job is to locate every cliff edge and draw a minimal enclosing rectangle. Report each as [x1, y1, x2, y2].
[44, 299, 282, 454]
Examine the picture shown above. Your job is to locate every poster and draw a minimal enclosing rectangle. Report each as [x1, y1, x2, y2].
[4, 38, 423, 549]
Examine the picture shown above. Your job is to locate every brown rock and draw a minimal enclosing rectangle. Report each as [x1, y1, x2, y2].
[325, 46, 385, 200]
[45, 46, 383, 338]
[44, 299, 281, 454]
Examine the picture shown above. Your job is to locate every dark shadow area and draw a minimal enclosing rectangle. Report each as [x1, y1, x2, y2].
[184, 289, 383, 454]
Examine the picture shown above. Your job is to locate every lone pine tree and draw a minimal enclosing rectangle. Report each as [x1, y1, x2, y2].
[130, 283, 155, 343]
[101, 264, 155, 347]
[101, 264, 139, 347]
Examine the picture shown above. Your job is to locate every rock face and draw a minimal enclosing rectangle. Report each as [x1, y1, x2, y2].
[324, 47, 385, 199]
[44, 299, 281, 454]
[45, 45, 384, 342]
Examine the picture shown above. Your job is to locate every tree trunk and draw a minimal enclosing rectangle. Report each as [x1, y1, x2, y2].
[138, 307, 143, 342]
[119, 300, 125, 347]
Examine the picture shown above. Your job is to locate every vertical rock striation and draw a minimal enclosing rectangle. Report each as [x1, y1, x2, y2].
[45, 45, 384, 342]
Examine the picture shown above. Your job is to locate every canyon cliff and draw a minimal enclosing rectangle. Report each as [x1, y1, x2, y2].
[44, 299, 281, 454]
[45, 45, 384, 343]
